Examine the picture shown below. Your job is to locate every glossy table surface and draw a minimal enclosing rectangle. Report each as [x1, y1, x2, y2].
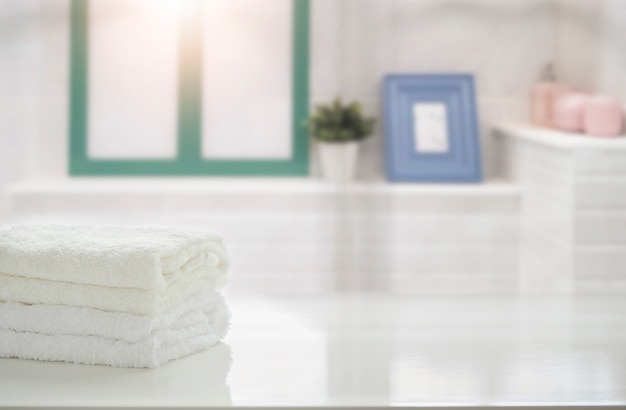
[1, 294, 626, 409]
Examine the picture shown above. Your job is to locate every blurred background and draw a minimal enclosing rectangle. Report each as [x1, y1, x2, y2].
[4, 1, 626, 406]
[0, 0, 625, 296]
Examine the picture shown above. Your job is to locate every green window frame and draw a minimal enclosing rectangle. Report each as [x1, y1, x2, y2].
[69, 0, 310, 176]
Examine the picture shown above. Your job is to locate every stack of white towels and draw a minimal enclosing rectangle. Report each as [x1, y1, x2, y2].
[0, 225, 230, 368]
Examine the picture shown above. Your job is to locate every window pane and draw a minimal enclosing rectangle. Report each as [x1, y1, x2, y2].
[201, 0, 293, 160]
[88, 0, 179, 159]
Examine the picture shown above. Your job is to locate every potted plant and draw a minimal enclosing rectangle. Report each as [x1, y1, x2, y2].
[308, 98, 376, 183]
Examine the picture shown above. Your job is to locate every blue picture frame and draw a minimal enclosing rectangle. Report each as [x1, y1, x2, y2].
[383, 74, 483, 183]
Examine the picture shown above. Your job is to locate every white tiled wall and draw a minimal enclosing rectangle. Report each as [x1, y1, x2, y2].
[6, 181, 521, 295]
[596, 0, 626, 102]
[555, 0, 605, 90]
[556, 0, 626, 103]
[0, 0, 41, 213]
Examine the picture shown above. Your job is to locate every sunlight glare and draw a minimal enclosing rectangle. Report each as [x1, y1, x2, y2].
[152, 0, 196, 21]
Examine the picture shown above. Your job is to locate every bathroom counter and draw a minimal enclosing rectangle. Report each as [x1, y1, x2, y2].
[2, 294, 626, 409]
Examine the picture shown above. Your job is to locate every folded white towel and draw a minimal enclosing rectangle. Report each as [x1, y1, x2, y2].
[0, 225, 230, 291]
[0, 294, 230, 368]
[0, 291, 227, 343]
[0, 265, 226, 315]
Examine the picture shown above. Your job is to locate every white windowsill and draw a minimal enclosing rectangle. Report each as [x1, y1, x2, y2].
[7, 178, 519, 196]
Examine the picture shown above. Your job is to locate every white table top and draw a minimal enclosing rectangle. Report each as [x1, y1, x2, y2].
[2, 294, 626, 409]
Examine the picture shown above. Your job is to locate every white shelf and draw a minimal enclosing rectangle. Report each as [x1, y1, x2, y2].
[495, 123, 626, 151]
[6, 178, 521, 214]
[8, 178, 519, 195]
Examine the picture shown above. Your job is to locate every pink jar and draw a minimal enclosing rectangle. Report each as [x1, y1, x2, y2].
[531, 64, 562, 128]
[532, 82, 561, 127]
[583, 95, 625, 137]
[553, 92, 589, 133]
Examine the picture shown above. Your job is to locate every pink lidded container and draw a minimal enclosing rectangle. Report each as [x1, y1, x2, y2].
[583, 95, 625, 137]
[553, 92, 589, 133]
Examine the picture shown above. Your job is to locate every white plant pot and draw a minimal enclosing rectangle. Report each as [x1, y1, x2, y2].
[318, 141, 359, 183]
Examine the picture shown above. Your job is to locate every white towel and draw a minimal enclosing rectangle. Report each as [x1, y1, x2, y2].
[0, 225, 230, 291]
[0, 294, 230, 368]
[0, 291, 227, 343]
[0, 265, 226, 315]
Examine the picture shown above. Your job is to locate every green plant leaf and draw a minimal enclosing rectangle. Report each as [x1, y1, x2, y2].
[307, 98, 377, 143]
